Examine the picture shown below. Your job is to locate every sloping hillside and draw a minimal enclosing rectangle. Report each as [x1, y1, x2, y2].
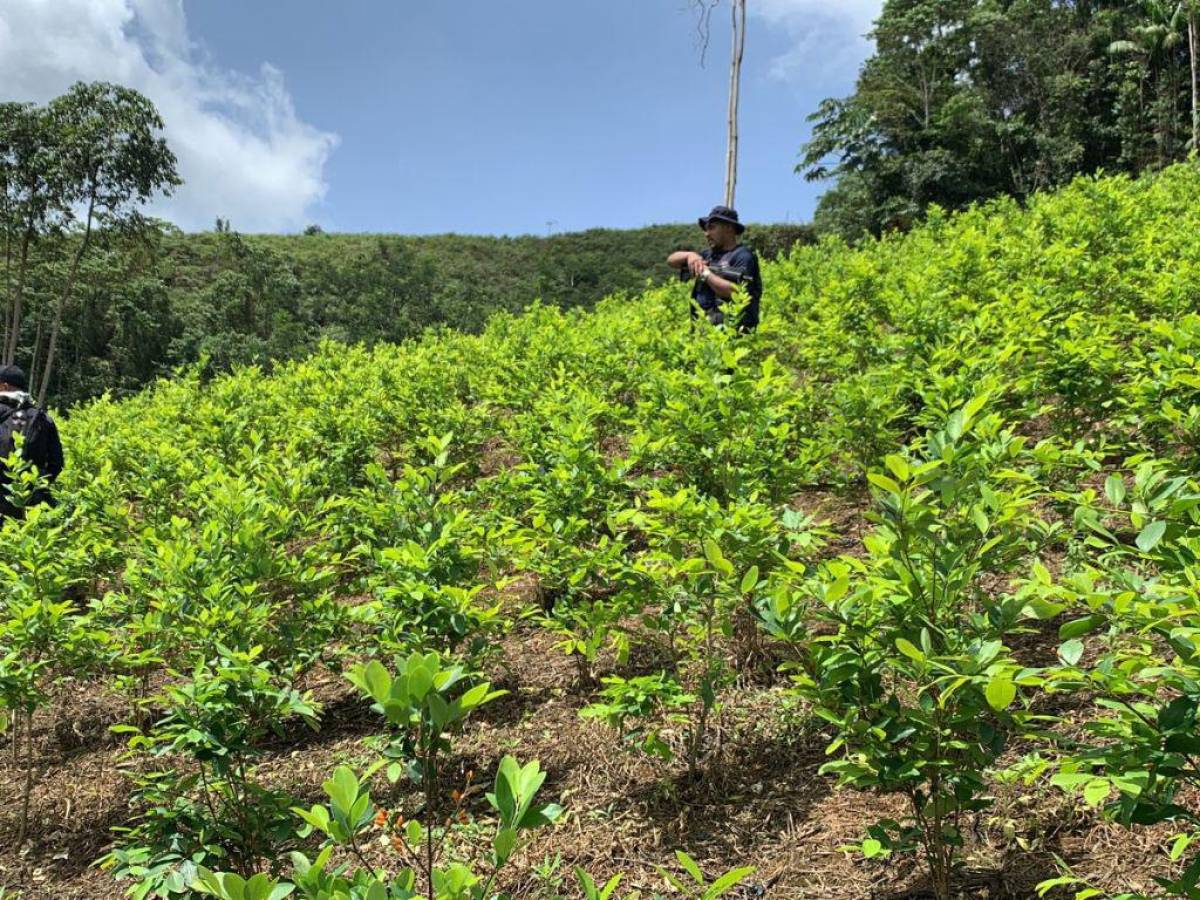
[34, 221, 812, 407]
[3, 164, 1200, 899]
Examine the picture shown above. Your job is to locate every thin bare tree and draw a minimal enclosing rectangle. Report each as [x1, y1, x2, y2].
[691, 0, 748, 207]
[725, 0, 747, 207]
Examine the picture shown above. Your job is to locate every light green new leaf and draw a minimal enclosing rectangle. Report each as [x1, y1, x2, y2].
[740, 565, 759, 594]
[867, 472, 901, 495]
[675, 850, 705, 885]
[1083, 778, 1111, 807]
[985, 676, 1016, 711]
[702, 866, 756, 900]
[323, 766, 359, 815]
[703, 539, 734, 577]
[895, 638, 925, 663]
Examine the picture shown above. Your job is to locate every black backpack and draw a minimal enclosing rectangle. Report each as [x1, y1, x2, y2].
[0, 398, 63, 482]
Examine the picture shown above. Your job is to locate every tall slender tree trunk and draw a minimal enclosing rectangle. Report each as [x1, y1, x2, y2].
[28, 316, 42, 398]
[2, 208, 12, 361]
[1190, 5, 1199, 150]
[724, 0, 746, 208]
[5, 224, 33, 366]
[37, 189, 94, 405]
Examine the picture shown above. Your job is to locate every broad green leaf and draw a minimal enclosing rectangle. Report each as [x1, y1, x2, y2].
[1058, 639, 1084, 667]
[214, 873, 247, 900]
[360, 660, 391, 704]
[1059, 615, 1105, 640]
[1170, 833, 1193, 861]
[740, 565, 759, 594]
[962, 394, 988, 426]
[408, 663, 435, 700]
[492, 756, 519, 822]
[985, 676, 1016, 711]
[428, 692, 452, 729]
[895, 638, 925, 663]
[520, 802, 563, 828]
[1050, 772, 1093, 791]
[975, 640, 1003, 667]
[1136, 520, 1167, 553]
[245, 875, 288, 900]
[1031, 561, 1052, 586]
[493, 827, 518, 865]
[1105, 474, 1126, 506]
[867, 472, 901, 494]
[455, 682, 492, 715]
[291, 805, 331, 834]
[405, 818, 422, 846]
[826, 576, 849, 602]
[884, 454, 909, 482]
[1083, 779, 1111, 807]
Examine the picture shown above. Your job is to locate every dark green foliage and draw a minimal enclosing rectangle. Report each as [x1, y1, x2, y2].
[12, 220, 812, 409]
[1, 82, 180, 403]
[802, 0, 1199, 238]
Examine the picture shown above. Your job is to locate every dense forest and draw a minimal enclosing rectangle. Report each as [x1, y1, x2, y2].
[803, 0, 1200, 236]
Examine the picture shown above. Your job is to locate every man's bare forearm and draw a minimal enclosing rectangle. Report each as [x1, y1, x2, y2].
[705, 271, 736, 299]
[667, 251, 738, 298]
[667, 250, 699, 270]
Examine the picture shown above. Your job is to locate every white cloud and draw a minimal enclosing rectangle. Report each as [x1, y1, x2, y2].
[750, 0, 882, 91]
[0, 0, 338, 232]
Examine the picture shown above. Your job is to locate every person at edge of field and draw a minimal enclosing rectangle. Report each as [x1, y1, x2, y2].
[0, 364, 64, 519]
[666, 204, 762, 333]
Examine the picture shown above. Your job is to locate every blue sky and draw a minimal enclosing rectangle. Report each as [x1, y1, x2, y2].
[0, 0, 880, 234]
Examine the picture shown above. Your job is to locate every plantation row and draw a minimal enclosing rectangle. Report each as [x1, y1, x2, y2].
[4, 163, 1200, 899]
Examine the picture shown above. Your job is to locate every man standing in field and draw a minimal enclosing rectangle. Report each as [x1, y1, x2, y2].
[0, 365, 64, 519]
[667, 205, 762, 332]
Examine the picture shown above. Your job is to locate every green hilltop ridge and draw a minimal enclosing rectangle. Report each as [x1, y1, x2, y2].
[37, 220, 812, 408]
[6, 163, 1200, 897]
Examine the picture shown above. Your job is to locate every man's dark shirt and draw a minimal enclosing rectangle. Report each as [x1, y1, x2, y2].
[680, 243, 762, 331]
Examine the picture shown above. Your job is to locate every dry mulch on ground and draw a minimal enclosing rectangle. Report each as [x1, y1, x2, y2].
[0, 617, 1186, 900]
[0, 477, 1190, 900]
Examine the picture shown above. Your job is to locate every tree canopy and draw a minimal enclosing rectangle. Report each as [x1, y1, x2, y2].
[802, 0, 1200, 237]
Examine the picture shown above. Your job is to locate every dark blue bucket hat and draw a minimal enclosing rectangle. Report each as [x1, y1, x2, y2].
[699, 205, 745, 234]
